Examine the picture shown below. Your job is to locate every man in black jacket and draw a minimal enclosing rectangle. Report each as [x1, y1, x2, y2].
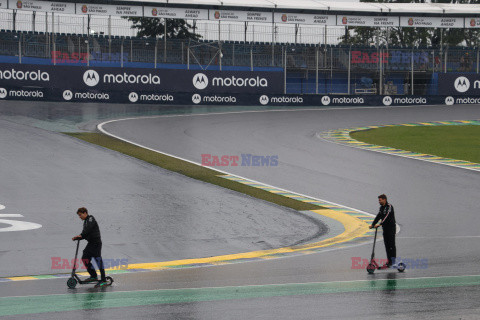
[72, 207, 107, 286]
[369, 194, 397, 268]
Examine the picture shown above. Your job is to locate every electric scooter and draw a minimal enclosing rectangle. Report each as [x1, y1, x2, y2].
[67, 240, 113, 289]
[366, 226, 406, 274]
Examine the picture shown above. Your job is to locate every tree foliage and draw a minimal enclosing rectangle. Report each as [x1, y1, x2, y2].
[339, 0, 480, 47]
[127, 17, 201, 40]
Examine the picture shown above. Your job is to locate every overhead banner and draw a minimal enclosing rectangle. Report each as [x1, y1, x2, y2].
[438, 74, 480, 96]
[338, 15, 398, 27]
[76, 4, 143, 16]
[9, 0, 75, 13]
[210, 10, 272, 23]
[0, 63, 283, 94]
[275, 13, 335, 25]
[145, 7, 208, 20]
[465, 17, 480, 28]
[400, 17, 464, 28]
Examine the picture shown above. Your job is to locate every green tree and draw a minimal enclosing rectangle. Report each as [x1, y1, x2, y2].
[127, 17, 201, 40]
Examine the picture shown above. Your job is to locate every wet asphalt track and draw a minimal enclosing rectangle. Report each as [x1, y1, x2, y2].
[1, 102, 480, 319]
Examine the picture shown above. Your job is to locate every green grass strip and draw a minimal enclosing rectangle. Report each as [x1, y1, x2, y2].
[2, 275, 480, 316]
[351, 125, 480, 164]
[65, 133, 320, 211]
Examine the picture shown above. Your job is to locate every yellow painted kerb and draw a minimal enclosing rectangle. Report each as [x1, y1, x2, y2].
[120, 208, 371, 271]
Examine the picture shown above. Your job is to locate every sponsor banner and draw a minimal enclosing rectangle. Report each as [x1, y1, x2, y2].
[76, 3, 142, 16]
[9, 0, 75, 13]
[209, 10, 272, 23]
[465, 17, 480, 29]
[338, 16, 398, 27]
[274, 13, 335, 25]
[0, 86, 47, 101]
[61, 89, 115, 102]
[400, 17, 464, 28]
[258, 94, 304, 106]
[145, 7, 208, 20]
[190, 71, 282, 94]
[381, 95, 428, 106]
[438, 73, 480, 95]
[449, 96, 480, 104]
[127, 91, 175, 104]
[0, 63, 283, 94]
[258, 95, 447, 107]
[0, 84, 464, 107]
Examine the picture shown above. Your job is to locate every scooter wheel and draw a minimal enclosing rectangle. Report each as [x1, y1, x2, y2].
[106, 276, 114, 285]
[67, 277, 77, 289]
[367, 263, 376, 274]
[397, 262, 406, 272]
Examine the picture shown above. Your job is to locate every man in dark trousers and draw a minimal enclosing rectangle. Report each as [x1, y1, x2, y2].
[72, 207, 107, 287]
[369, 194, 397, 269]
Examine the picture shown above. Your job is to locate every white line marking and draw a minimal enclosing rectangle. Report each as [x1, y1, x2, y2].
[0, 205, 42, 232]
[3, 273, 480, 300]
[98, 117, 375, 217]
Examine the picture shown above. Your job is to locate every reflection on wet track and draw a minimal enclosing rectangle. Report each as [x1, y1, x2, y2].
[1, 101, 480, 319]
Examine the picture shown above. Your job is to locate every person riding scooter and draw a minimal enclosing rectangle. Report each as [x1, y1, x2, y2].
[369, 194, 397, 269]
[72, 207, 108, 287]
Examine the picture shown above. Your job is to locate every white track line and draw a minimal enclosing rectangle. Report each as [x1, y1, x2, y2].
[98, 115, 375, 217]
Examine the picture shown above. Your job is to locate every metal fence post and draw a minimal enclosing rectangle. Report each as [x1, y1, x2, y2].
[411, 48, 414, 95]
[324, 25, 327, 46]
[154, 38, 158, 68]
[379, 48, 383, 95]
[432, 50, 435, 72]
[120, 38, 124, 68]
[181, 41, 184, 65]
[330, 47, 333, 94]
[244, 22, 247, 43]
[348, 46, 351, 95]
[250, 45, 253, 71]
[53, 31, 56, 66]
[13, 9, 16, 31]
[477, 48, 479, 74]
[444, 48, 448, 73]
[271, 21, 275, 66]
[219, 41, 222, 71]
[315, 45, 319, 94]
[284, 46, 287, 94]
[18, 33, 22, 64]
[32, 11, 35, 33]
[164, 18, 167, 63]
[108, 16, 112, 56]
[87, 39, 90, 67]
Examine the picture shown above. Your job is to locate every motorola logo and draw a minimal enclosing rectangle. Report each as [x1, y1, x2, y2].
[383, 96, 392, 106]
[193, 73, 208, 90]
[445, 96, 454, 106]
[0, 87, 7, 99]
[454, 76, 470, 93]
[83, 70, 100, 87]
[259, 95, 269, 105]
[63, 90, 73, 101]
[192, 94, 202, 104]
[321, 96, 331, 106]
[129, 92, 138, 103]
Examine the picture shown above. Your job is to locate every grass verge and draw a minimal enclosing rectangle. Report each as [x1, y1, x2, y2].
[351, 125, 480, 163]
[66, 132, 322, 211]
